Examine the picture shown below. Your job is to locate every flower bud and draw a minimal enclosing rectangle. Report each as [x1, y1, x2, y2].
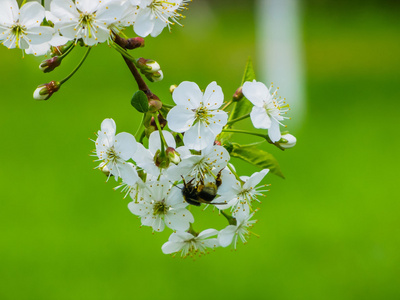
[169, 84, 178, 94]
[145, 70, 163, 83]
[137, 58, 161, 72]
[126, 37, 145, 49]
[99, 162, 113, 177]
[154, 150, 170, 169]
[278, 134, 297, 149]
[39, 56, 62, 73]
[233, 86, 243, 101]
[148, 99, 163, 113]
[166, 147, 181, 165]
[33, 81, 61, 101]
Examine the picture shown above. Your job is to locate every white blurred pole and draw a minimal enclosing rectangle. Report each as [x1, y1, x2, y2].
[256, 0, 306, 128]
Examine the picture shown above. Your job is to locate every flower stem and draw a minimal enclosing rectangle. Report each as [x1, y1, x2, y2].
[113, 34, 158, 101]
[59, 43, 75, 59]
[226, 113, 250, 125]
[154, 113, 168, 154]
[60, 47, 91, 84]
[134, 114, 145, 139]
[41, 0, 45, 6]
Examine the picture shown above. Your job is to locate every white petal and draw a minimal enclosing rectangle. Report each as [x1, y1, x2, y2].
[165, 209, 193, 231]
[120, 163, 139, 186]
[0, 0, 19, 25]
[101, 119, 116, 140]
[250, 106, 271, 129]
[207, 110, 228, 135]
[25, 43, 50, 56]
[166, 186, 187, 209]
[242, 80, 270, 106]
[243, 169, 269, 190]
[114, 132, 137, 161]
[50, 0, 79, 20]
[202, 238, 220, 249]
[183, 121, 216, 151]
[203, 81, 224, 109]
[134, 7, 155, 37]
[197, 229, 218, 239]
[128, 202, 151, 217]
[150, 18, 167, 37]
[19, 2, 45, 28]
[162, 241, 185, 254]
[169, 231, 193, 242]
[96, 2, 124, 24]
[75, 0, 99, 14]
[268, 119, 281, 142]
[204, 145, 230, 171]
[149, 130, 176, 155]
[167, 105, 196, 133]
[172, 81, 203, 108]
[218, 225, 237, 247]
[25, 26, 54, 45]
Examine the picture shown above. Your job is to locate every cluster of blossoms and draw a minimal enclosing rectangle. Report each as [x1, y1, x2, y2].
[92, 79, 296, 257]
[4, 0, 297, 257]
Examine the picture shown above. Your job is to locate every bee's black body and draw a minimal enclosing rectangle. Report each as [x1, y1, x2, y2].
[181, 172, 223, 206]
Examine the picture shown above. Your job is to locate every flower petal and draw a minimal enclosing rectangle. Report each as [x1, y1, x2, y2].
[242, 80, 269, 106]
[203, 81, 224, 109]
[0, 0, 19, 25]
[19, 2, 45, 28]
[149, 130, 176, 155]
[218, 225, 237, 247]
[197, 229, 218, 239]
[268, 119, 281, 142]
[162, 241, 185, 254]
[114, 132, 137, 161]
[134, 7, 155, 37]
[250, 106, 271, 129]
[183, 121, 216, 151]
[173, 81, 203, 108]
[166, 105, 196, 132]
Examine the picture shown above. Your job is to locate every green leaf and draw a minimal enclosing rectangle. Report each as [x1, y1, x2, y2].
[230, 57, 256, 121]
[229, 143, 285, 179]
[131, 90, 149, 113]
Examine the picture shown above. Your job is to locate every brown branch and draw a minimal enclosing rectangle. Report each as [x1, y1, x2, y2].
[113, 34, 159, 101]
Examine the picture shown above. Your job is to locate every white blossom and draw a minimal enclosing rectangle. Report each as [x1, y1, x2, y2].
[94, 118, 137, 180]
[128, 181, 194, 232]
[242, 80, 290, 142]
[0, 0, 53, 51]
[162, 229, 219, 257]
[50, 0, 124, 46]
[218, 212, 257, 249]
[167, 145, 230, 186]
[133, 0, 190, 38]
[167, 81, 228, 151]
[214, 169, 270, 217]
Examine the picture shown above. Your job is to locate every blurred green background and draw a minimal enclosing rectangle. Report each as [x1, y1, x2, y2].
[1, 0, 399, 299]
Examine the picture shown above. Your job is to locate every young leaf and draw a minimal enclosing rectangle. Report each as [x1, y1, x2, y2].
[230, 58, 256, 121]
[131, 90, 149, 113]
[230, 143, 285, 179]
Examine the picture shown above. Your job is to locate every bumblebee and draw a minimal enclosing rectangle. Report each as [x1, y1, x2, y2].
[181, 172, 223, 206]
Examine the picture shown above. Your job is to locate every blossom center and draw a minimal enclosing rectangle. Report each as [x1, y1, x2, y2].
[153, 200, 169, 215]
[106, 146, 119, 163]
[194, 107, 212, 125]
[10, 24, 26, 47]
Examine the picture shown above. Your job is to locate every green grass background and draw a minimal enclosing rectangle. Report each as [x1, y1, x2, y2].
[1, 1, 399, 299]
